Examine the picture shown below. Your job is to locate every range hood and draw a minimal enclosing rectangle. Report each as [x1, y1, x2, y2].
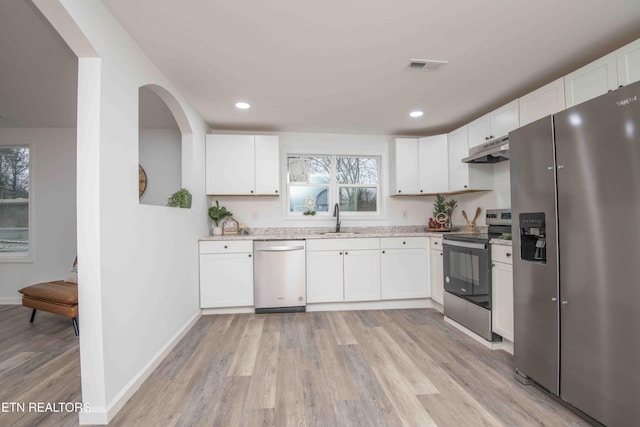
[462, 135, 509, 163]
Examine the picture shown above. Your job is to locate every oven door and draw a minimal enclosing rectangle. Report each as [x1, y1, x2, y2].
[443, 240, 491, 308]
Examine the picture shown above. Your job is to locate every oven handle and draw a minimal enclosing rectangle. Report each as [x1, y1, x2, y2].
[443, 240, 487, 250]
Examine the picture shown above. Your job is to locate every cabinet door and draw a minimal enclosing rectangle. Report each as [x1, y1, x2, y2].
[418, 135, 448, 194]
[447, 125, 470, 192]
[564, 53, 618, 108]
[380, 248, 429, 299]
[490, 100, 519, 137]
[616, 38, 640, 86]
[430, 249, 444, 305]
[254, 135, 280, 195]
[519, 78, 566, 126]
[390, 138, 419, 194]
[467, 113, 491, 149]
[344, 249, 380, 301]
[306, 250, 344, 303]
[200, 252, 254, 307]
[206, 134, 255, 195]
[491, 261, 514, 341]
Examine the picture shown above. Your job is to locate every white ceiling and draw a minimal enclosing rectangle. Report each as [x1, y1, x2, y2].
[3, 1, 640, 135]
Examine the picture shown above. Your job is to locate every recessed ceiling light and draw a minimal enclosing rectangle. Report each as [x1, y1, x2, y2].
[235, 102, 250, 110]
[410, 111, 424, 118]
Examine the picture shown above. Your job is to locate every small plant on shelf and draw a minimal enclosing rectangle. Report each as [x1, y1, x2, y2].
[167, 188, 192, 208]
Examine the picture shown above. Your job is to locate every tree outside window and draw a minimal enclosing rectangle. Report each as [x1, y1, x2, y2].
[0, 146, 30, 254]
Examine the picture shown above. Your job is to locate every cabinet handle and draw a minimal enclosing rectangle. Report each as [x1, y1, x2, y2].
[434, 241, 439, 245]
[485, 136, 489, 140]
[398, 190, 402, 193]
[420, 190, 423, 193]
[619, 85, 624, 88]
[608, 89, 613, 93]
[491, 263, 496, 267]
[275, 190, 278, 194]
[224, 245, 228, 249]
[250, 190, 254, 194]
[440, 253, 443, 256]
[248, 254, 252, 258]
[345, 252, 348, 255]
[464, 185, 468, 188]
[490, 135, 494, 139]
[382, 250, 385, 254]
[506, 253, 512, 257]
[339, 252, 343, 255]
[402, 241, 406, 245]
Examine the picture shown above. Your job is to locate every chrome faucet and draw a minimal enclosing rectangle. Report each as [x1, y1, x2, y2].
[333, 203, 341, 232]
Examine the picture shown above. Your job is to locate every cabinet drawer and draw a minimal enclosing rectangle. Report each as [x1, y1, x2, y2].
[199, 240, 253, 254]
[430, 237, 443, 250]
[492, 244, 513, 264]
[380, 237, 428, 250]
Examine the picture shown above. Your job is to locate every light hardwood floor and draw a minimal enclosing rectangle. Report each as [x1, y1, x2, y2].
[0, 306, 589, 426]
[0, 304, 81, 427]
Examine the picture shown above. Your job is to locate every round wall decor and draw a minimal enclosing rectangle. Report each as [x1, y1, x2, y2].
[139, 165, 147, 198]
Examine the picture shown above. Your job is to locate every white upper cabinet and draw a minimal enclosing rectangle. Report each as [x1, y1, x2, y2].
[518, 78, 566, 126]
[206, 134, 280, 195]
[389, 136, 448, 195]
[447, 125, 493, 193]
[418, 135, 448, 194]
[467, 114, 491, 149]
[389, 138, 419, 195]
[490, 100, 520, 138]
[254, 135, 280, 195]
[564, 53, 618, 108]
[468, 101, 519, 149]
[616, 38, 640, 86]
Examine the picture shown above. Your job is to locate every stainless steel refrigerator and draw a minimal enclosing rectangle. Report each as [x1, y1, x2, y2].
[510, 80, 640, 426]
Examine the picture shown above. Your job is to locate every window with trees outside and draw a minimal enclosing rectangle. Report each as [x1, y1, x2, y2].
[0, 146, 30, 256]
[287, 155, 379, 216]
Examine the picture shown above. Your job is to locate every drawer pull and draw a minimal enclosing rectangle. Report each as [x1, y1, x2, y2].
[506, 252, 512, 257]
[224, 245, 228, 249]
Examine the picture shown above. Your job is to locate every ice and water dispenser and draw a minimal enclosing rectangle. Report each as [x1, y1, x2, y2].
[520, 213, 546, 263]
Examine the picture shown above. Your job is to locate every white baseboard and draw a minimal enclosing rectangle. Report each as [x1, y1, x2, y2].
[0, 297, 21, 305]
[202, 306, 255, 315]
[307, 298, 433, 312]
[79, 310, 202, 425]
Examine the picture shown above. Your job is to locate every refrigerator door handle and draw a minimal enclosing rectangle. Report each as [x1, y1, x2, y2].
[551, 297, 558, 301]
[561, 300, 568, 305]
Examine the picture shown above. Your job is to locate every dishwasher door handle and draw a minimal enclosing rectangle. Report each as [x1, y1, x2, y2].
[255, 245, 305, 252]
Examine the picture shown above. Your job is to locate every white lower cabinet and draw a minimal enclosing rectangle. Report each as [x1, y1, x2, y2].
[344, 249, 381, 301]
[429, 237, 444, 305]
[199, 241, 254, 308]
[380, 237, 429, 300]
[491, 245, 514, 341]
[306, 250, 344, 303]
[306, 238, 380, 303]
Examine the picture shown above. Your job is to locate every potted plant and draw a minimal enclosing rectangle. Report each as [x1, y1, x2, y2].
[167, 188, 192, 208]
[208, 200, 232, 235]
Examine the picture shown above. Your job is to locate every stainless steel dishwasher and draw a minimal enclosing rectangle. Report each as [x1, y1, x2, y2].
[254, 240, 306, 313]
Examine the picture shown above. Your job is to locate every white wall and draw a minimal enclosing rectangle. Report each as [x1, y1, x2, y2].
[35, 0, 209, 424]
[0, 127, 76, 303]
[209, 131, 512, 230]
[139, 128, 181, 206]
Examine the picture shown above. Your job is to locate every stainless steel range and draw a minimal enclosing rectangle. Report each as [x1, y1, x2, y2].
[442, 208, 511, 341]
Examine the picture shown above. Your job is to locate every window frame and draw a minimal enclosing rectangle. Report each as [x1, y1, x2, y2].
[0, 141, 34, 262]
[285, 153, 381, 218]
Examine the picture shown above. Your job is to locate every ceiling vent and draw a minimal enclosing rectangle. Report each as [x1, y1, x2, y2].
[407, 59, 448, 71]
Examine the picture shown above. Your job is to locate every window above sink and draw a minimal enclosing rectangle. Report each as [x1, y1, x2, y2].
[286, 155, 380, 218]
